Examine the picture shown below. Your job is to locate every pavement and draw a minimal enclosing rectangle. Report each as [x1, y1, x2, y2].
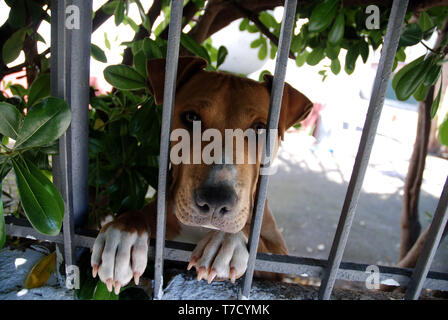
[268, 126, 448, 273]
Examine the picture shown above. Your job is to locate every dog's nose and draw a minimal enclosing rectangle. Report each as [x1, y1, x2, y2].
[194, 184, 237, 215]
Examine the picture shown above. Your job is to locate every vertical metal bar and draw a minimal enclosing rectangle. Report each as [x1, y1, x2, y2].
[318, 0, 409, 300]
[153, 0, 184, 300]
[404, 176, 448, 300]
[240, 0, 297, 300]
[50, 0, 92, 270]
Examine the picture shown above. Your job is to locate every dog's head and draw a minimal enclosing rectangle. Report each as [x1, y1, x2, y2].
[147, 57, 312, 233]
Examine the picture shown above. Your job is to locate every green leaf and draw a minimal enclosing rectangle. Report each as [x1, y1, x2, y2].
[399, 23, 423, 47]
[239, 18, 249, 31]
[328, 12, 344, 45]
[392, 55, 425, 91]
[258, 70, 271, 82]
[27, 74, 51, 108]
[7, 0, 26, 28]
[331, 58, 341, 75]
[93, 281, 119, 300]
[431, 80, 442, 119]
[0, 155, 12, 181]
[306, 47, 325, 66]
[25, 160, 64, 216]
[258, 41, 268, 60]
[12, 158, 63, 236]
[413, 82, 430, 101]
[104, 32, 111, 50]
[0, 102, 22, 139]
[395, 56, 432, 101]
[14, 97, 72, 150]
[104, 64, 147, 90]
[180, 33, 211, 64]
[143, 38, 163, 59]
[396, 47, 406, 62]
[418, 11, 435, 32]
[2, 28, 27, 64]
[250, 38, 263, 48]
[259, 12, 277, 29]
[359, 40, 369, 63]
[270, 43, 277, 59]
[424, 63, 441, 87]
[296, 51, 309, 67]
[345, 45, 359, 74]
[290, 35, 304, 53]
[9, 84, 27, 98]
[216, 46, 228, 68]
[0, 181, 5, 249]
[326, 43, 340, 60]
[91, 44, 107, 63]
[114, 0, 125, 26]
[308, 0, 339, 33]
[439, 117, 448, 147]
[133, 51, 147, 78]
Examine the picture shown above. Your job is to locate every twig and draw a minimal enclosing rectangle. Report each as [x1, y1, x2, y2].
[231, 1, 296, 60]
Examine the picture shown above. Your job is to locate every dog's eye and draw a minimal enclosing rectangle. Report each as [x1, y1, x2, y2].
[252, 122, 266, 134]
[181, 111, 201, 128]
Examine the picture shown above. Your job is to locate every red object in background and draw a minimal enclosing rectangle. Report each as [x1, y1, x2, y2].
[0, 69, 28, 96]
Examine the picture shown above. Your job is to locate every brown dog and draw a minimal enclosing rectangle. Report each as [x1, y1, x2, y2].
[91, 57, 313, 294]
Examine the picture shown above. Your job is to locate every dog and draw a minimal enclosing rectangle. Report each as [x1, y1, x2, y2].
[91, 56, 313, 294]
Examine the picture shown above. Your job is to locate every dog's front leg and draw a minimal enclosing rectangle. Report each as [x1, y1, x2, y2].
[90, 207, 154, 294]
[187, 230, 249, 283]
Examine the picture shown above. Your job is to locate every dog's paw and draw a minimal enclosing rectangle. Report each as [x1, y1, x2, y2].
[91, 223, 149, 294]
[187, 230, 249, 283]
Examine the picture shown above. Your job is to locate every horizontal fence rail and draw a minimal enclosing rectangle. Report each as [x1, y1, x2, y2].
[5, 216, 448, 293]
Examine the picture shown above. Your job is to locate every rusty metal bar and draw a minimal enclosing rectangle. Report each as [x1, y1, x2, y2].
[318, 0, 409, 300]
[153, 0, 184, 300]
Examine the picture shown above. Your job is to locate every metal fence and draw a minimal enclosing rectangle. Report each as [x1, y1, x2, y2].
[4, 0, 448, 300]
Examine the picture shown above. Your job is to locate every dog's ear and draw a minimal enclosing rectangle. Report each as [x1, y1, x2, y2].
[147, 56, 208, 104]
[263, 74, 313, 139]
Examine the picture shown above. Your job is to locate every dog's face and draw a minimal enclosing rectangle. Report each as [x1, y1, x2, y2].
[147, 57, 312, 233]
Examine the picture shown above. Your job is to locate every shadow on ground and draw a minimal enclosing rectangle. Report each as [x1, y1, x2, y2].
[267, 133, 448, 273]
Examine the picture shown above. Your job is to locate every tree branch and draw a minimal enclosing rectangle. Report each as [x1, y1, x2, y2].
[92, 0, 115, 33]
[122, 0, 163, 66]
[231, 1, 295, 60]
[160, 0, 200, 40]
[0, 48, 50, 80]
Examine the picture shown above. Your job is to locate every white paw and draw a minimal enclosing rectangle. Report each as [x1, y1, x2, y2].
[90, 225, 149, 294]
[187, 230, 249, 283]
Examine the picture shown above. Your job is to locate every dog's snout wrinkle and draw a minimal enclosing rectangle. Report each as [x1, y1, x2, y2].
[194, 184, 237, 216]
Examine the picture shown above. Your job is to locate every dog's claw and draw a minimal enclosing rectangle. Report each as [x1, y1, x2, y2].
[106, 279, 113, 292]
[208, 269, 217, 284]
[114, 281, 121, 295]
[92, 265, 98, 278]
[197, 266, 207, 281]
[133, 272, 141, 285]
[230, 267, 237, 284]
[187, 257, 197, 271]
